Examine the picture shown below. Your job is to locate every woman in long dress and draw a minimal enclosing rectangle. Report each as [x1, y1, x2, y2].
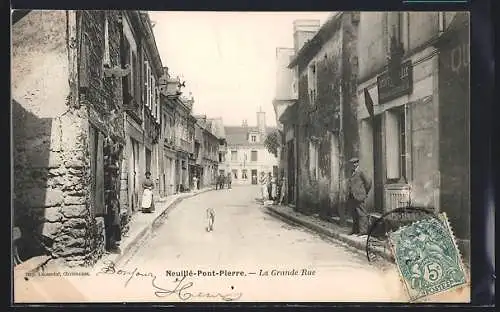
[271, 174, 277, 202]
[141, 171, 155, 213]
[259, 172, 267, 201]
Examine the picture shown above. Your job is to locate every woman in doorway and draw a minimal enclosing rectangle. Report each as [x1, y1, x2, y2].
[141, 171, 155, 213]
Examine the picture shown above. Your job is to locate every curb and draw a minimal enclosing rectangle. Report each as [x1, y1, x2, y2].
[266, 205, 394, 263]
[103, 187, 214, 267]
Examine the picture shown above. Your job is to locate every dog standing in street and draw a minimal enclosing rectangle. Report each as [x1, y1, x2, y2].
[206, 208, 215, 232]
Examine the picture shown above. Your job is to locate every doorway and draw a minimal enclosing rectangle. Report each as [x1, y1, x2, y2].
[251, 169, 258, 185]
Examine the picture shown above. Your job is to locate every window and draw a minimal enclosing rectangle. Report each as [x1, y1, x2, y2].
[385, 12, 404, 54]
[309, 141, 319, 180]
[251, 135, 256, 142]
[251, 150, 258, 162]
[385, 107, 407, 182]
[308, 62, 317, 105]
[232, 169, 238, 179]
[103, 12, 111, 68]
[242, 169, 248, 179]
[121, 37, 132, 103]
[231, 150, 237, 161]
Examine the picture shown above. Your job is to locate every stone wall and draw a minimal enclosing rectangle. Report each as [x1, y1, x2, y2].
[295, 15, 359, 220]
[12, 10, 127, 267]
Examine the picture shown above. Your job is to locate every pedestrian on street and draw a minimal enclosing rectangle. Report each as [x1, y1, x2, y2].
[259, 172, 267, 201]
[193, 176, 198, 191]
[226, 172, 232, 189]
[279, 176, 288, 205]
[220, 173, 225, 190]
[347, 157, 372, 235]
[141, 171, 155, 213]
[271, 173, 277, 202]
[267, 172, 273, 201]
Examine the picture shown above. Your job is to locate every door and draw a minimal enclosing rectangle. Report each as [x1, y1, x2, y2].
[373, 115, 384, 213]
[251, 169, 258, 185]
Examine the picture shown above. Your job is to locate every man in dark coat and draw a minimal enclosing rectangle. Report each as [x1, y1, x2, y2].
[347, 157, 372, 235]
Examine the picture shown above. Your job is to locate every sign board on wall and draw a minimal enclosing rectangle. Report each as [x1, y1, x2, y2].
[377, 60, 413, 104]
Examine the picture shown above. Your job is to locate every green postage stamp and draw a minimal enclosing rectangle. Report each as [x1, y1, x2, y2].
[388, 213, 468, 302]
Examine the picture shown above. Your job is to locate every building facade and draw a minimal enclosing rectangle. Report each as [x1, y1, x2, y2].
[159, 76, 195, 194]
[119, 11, 162, 218]
[273, 47, 298, 204]
[194, 116, 221, 188]
[223, 111, 279, 185]
[282, 14, 360, 220]
[356, 12, 469, 257]
[12, 10, 137, 265]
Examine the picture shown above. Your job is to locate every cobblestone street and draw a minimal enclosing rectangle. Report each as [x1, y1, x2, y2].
[90, 186, 404, 302]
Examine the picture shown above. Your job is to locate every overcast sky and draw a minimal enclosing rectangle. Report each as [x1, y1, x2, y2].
[149, 11, 331, 127]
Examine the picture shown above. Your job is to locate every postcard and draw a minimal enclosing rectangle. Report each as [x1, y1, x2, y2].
[12, 10, 470, 303]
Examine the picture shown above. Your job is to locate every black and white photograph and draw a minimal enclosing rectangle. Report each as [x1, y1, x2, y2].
[11, 10, 471, 302]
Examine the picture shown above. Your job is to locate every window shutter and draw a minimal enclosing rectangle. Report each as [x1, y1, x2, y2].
[95, 132, 106, 215]
[79, 34, 91, 90]
[103, 13, 111, 67]
[385, 110, 400, 180]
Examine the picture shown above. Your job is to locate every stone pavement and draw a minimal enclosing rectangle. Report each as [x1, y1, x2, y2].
[265, 203, 395, 262]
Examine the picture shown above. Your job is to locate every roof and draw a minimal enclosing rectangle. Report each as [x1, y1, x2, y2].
[225, 126, 277, 146]
[288, 12, 343, 69]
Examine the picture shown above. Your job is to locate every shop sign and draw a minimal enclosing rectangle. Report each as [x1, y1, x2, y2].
[377, 60, 413, 104]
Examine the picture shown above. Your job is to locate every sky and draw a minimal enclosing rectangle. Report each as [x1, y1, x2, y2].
[149, 11, 331, 127]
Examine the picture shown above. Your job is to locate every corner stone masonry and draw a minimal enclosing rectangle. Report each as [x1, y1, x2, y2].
[15, 109, 98, 267]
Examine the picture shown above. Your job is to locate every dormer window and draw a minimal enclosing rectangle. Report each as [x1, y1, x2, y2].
[251, 135, 256, 142]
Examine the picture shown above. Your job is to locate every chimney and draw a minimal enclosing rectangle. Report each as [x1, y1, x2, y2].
[242, 120, 248, 127]
[293, 20, 321, 53]
[256, 108, 266, 135]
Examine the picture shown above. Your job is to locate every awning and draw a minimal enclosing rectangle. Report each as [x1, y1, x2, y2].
[278, 102, 298, 124]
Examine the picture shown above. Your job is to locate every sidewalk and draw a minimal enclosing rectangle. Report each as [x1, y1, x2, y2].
[265, 203, 394, 263]
[95, 186, 214, 268]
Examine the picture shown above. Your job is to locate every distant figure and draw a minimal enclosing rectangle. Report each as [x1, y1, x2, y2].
[206, 208, 215, 232]
[226, 172, 232, 189]
[267, 172, 273, 201]
[347, 158, 372, 235]
[271, 173, 277, 202]
[193, 176, 198, 191]
[259, 172, 267, 201]
[279, 176, 288, 205]
[219, 174, 225, 190]
[141, 171, 155, 213]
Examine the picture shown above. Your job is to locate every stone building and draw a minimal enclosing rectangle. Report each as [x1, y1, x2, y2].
[159, 76, 196, 193]
[194, 116, 221, 188]
[356, 12, 469, 257]
[12, 10, 134, 265]
[282, 13, 360, 220]
[119, 11, 162, 217]
[223, 110, 279, 185]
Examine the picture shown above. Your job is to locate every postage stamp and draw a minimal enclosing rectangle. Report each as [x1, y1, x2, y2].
[388, 213, 468, 302]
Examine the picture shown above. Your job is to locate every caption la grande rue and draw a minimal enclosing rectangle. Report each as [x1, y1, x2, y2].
[165, 268, 317, 277]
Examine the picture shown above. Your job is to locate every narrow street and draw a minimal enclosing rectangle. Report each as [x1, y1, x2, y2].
[87, 186, 405, 302]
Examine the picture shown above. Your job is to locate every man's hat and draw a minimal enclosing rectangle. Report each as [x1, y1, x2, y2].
[349, 157, 359, 163]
